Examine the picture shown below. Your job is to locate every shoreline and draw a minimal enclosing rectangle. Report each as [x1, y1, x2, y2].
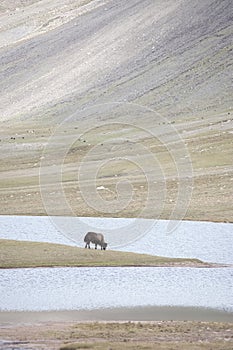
[1, 306, 233, 324]
[1, 263, 231, 269]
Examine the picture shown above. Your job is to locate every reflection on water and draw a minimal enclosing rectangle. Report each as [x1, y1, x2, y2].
[0, 267, 232, 312]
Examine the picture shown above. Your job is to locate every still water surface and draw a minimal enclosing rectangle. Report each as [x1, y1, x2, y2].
[1, 267, 232, 312]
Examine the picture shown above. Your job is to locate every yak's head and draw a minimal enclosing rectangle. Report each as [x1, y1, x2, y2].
[103, 242, 108, 250]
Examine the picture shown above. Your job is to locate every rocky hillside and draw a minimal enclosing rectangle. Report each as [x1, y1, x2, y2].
[0, 0, 232, 222]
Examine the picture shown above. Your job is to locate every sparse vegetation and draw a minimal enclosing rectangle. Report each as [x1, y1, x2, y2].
[0, 121, 232, 221]
[1, 321, 232, 350]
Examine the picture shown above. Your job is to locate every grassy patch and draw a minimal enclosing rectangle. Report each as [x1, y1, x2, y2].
[0, 239, 206, 269]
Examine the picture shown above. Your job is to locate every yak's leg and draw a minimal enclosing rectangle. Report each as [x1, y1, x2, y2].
[95, 243, 97, 249]
[85, 241, 90, 249]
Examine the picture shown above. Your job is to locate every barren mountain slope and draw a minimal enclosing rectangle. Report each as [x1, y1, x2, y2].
[0, 0, 232, 221]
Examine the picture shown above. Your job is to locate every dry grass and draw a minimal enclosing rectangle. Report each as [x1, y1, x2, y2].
[0, 239, 208, 269]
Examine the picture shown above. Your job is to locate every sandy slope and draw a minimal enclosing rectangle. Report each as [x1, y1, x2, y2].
[0, 0, 232, 221]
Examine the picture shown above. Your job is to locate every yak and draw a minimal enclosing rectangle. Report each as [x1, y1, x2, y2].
[84, 232, 108, 250]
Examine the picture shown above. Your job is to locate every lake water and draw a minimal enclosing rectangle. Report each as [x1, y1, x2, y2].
[0, 216, 233, 314]
[0, 215, 233, 263]
[0, 267, 232, 312]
